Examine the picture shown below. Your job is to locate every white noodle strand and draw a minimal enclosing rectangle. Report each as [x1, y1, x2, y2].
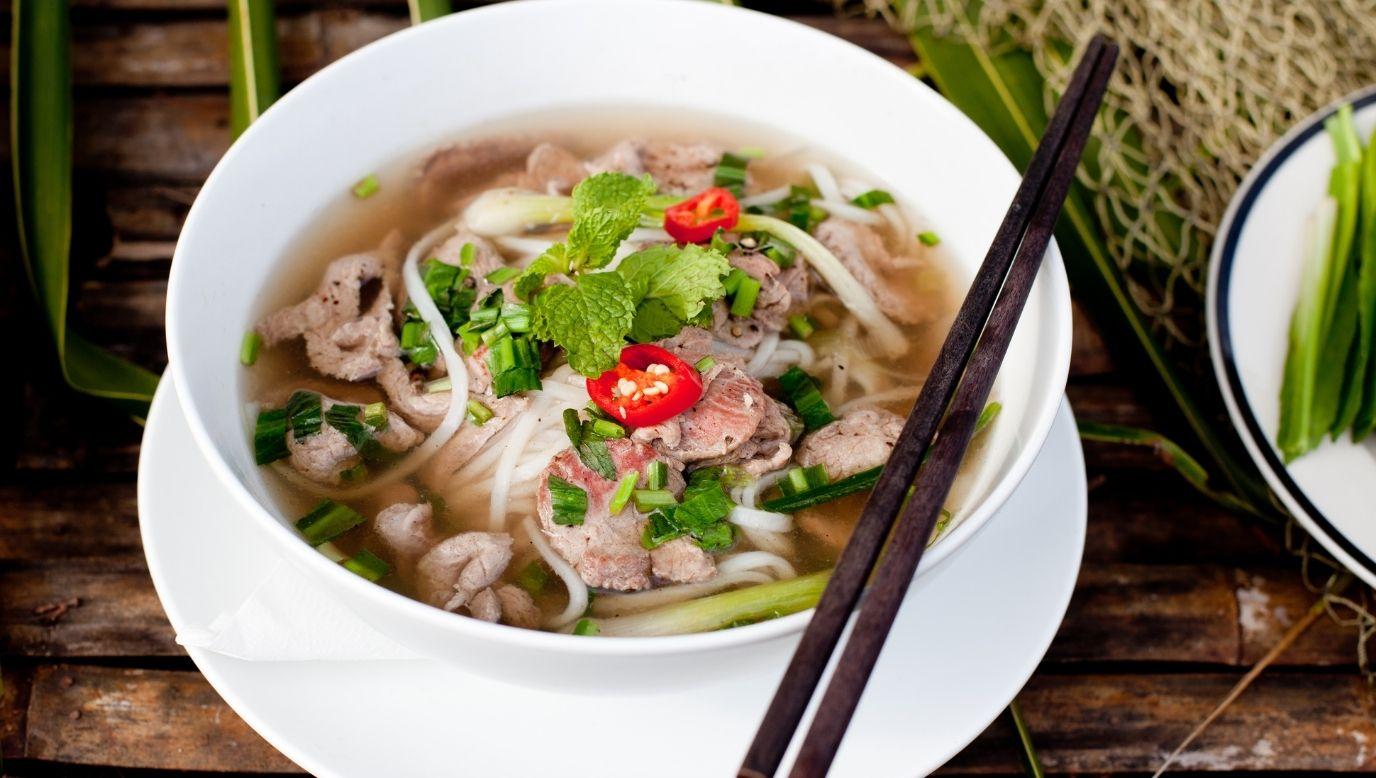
[806, 162, 844, 203]
[718, 550, 797, 580]
[740, 185, 792, 208]
[729, 505, 794, 533]
[523, 518, 587, 629]
[746, 331, 780, 377]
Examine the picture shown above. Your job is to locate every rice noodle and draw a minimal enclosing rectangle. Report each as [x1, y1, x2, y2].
[740, 185, 792, 208]
[740, 526, 795, 557]
[523, 517, 587, 629]
[710, 339, 754, 357]
[745, 331, 780, 376]
[729, 505, 793, 533]
[837, 385, 921, 415]
[494, 235, 557, 259]
[877, 203, 911, 243]
[739, 468, 790, 510]
[811, 198, 885, 225]
[718, 550, 797, 580]
[806, 162, 844, 203]
[588, 570, 774, 617]
[488, 395, 551, 531]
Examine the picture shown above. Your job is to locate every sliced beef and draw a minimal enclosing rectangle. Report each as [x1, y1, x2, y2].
[419, 393, 530, 482]
[712, 249, 809, 347]
[524, 143, 588, 195]
[814, 218, 924, 324]
[257, 253, 399, 382]
[535, 439, 698, 591]
[419, 138, 533, 212]
[588, 140, 728, 195]
[284, 396, 423, 485]
[697, 395, 793, 476]
[796, 408, 905, 480]
[650, 537, 716, 584]
[373, 502, 437, 566]
[493, 584, 542, 628]
[415, 531, 514, 611]
[378, 360, 451, 433]
[657, 327, 718, 366]
[431, 228, 514, 299]
[633, 363, 768, 465]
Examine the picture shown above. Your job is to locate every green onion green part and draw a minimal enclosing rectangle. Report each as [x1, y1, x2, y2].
[778, 366, 835, 431]
[363, 401, 389, 431]
[788, 314, 816, 339]
[632, 489, 678, 512]
[239, 331, 261, 366]
[547, 475, 588, 526]
[253, 407, 290, 465]
[851, 189, 895, 209]
[515, 560, 549, 596]
[730, 275, 762, 318]
[343, 549, 390, 581]
[467, 400, 493, 426]
[694, 356, 716, 373]
[295, 500, 367, 546]
[918, 230, 941, 247]
[647, 460, 668, 491]
[352, 174, 380, 199]
[608, 472, 639, 515]
[572, 618, 600, 636]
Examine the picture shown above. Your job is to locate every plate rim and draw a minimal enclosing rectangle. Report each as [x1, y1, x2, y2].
[1207, 83, 1376, 587]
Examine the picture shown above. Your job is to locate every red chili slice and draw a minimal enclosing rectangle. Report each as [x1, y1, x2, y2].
[663, 187, 741, 244]
[587, 344, 704, 428]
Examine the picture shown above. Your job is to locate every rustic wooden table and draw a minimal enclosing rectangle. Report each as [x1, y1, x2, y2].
[2, 2, 1372, 775]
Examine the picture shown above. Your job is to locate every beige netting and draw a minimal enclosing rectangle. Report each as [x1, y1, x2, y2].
[851, 0, 1376, 351]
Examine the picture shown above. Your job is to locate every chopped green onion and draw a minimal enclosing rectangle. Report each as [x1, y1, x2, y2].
[633, 489, 678, 511]
[589, 419, 627, 439]
[500, 302, 532, 334]
[324, 403, 372, 450]
[343, 549, 390, 581]
[459, 242, 476, 267]
[239, 331, 261, 366]
[737, 147, 766, 159]
[285, 390, 323, 440]
[851, 189, 895, 209]
[492, 368, 542, 397]
[515, 560, 550, 596]
[363, 401, 389, 431]
[572, 618, 600, 636]
[723, 268, 748, 295]
[646, 460, 668, 490]
[976, 401, 1002, 435]
[781, 464, 828, 496]
[253, 407, 290, 465]
[480, 320, 511, 346]
[641, 511, 684, 549]
[710, 229, 734, 255]
[467, 306, 500, 331]
[778, 366, 835, 431]
[714, 152, 750, 195]
[687, 465, 750, 489]
[547, 475, 588, 526]
[762, 466, 881, 513]
[339, 462, 369, 483]
[918, 230, 941, 247]
[424, 376, 452, 394]
[760, 237, 796, 268]
[585, 401, 613, 421]
[788, 314, 816, 339]
[563, 408, 584, 447]
[351, 174, 379, 199]
[400, 320, 436, 366]
[486, 266, 521, 286]
[730, 275, 761, 318]
[608, 472, 639, 515]
[694, 356, 716, 373]
[467, 400, 493, 426]
[295, 500, 366, 546]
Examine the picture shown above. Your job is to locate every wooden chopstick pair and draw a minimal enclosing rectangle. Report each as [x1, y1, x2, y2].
[739, 34, 1120, 778]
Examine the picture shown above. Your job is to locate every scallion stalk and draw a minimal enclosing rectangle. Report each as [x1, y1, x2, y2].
[352, 174, 379, 199]
[589, 419, 626, 439]
[646, 460, 668, 490]
[694, 356, 716, 373]
[424, 376, 452, 394]
[563, 408, 583, 447]
[295, 500, 367, 546]
[632, 489, 678, 511]
[253, 407, 290, 465]
[778, 366, 835, 431]
[343, 549, 390, 581]
[730, 275, 761, 318]
[918, 230, 941, 247]
[547, 475, 588, 526]
[851, 189, 895, 209]
[485, 266, 521, 285]
[467, 400, 493, 426]
[788, 314, 816, 339]
[239, 331, 261, 365]
[608, 472, 639, 515]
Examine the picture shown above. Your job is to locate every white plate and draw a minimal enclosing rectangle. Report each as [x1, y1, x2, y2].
[138, 376, 1086, 777]
[1208, 86, 1376, 588]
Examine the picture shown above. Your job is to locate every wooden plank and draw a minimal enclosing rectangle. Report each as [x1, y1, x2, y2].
[1, 663, 31, 760]
[0, 482, 141, 560]
[14, 665, 1376, 773]
[14, 373, 146, 475]
[105, 185, 199, 242]
[22, 664, 301, 773]
[0, 559, 179, 657]
[943, 673, 1376, 773]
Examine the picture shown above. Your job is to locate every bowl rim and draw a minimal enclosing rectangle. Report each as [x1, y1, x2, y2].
[166, 0, 1072, 657]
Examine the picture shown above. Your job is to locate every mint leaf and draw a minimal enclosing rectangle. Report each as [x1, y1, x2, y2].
[514, 244, 569, 301]
[629, 298, 685, 344]
[531, 272, 636, 376]
[567, 173, 654, 270]
[617, 243, 730, 321]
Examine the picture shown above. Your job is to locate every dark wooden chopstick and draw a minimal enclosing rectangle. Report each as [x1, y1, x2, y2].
[738, 35, 1119, 778]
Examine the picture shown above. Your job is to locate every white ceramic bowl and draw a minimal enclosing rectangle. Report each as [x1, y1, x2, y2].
[166, 0, 1071, 690]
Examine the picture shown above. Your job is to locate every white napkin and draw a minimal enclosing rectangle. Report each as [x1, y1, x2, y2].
[176, 560, 420, 661]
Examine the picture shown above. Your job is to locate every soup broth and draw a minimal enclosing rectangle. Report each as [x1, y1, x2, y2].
[244, 108, 985, 635]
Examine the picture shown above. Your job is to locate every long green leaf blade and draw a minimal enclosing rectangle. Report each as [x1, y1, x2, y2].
[408, 0, 453, 24]
[228, 0, 280, 138]
[904, 1, 1272, 515]
[11, 0, 159, 421]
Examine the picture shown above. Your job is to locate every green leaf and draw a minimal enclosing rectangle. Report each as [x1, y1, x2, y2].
[11, 0, 160, 422]
[906, 3, 1273, 516]
[227, 0, 280, 138]
[1077, 421, 1264, 520]
[617, 243, 730, 320]
[531, 273, 636, 376]
[629, 298, 686, 344]
[566, 173, 655, 270]
[407, 0, 452, 24]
